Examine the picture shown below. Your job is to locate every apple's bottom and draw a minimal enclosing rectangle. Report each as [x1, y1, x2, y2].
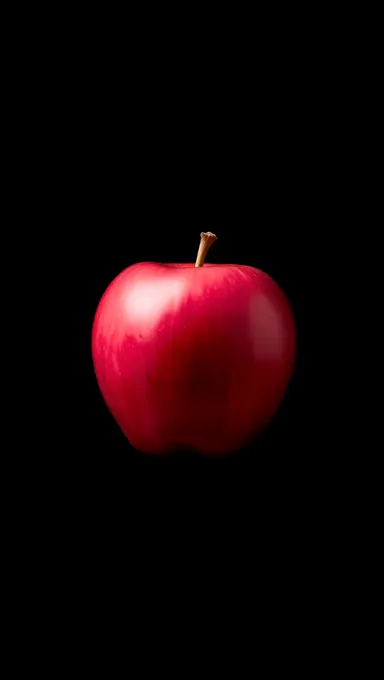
[126, 426, 269, 457]
[116, 395, 282, 457]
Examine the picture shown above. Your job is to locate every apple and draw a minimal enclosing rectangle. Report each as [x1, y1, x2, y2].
[92, 232, 296, 455]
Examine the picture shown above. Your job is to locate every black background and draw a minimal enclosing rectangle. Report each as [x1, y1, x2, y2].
[21, 13, 352, 562]
[62, 140, 331, 518]
[69, 62, 332, 440]
[10, 14, 367, 660]
[5, 6, 377, 666]
[39, 28, 343, 522]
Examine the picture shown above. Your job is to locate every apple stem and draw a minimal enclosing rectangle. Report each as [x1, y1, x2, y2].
[195, 232, 218, 267]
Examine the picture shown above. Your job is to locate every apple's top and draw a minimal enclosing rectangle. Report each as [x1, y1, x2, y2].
[195, 232, 218, 268]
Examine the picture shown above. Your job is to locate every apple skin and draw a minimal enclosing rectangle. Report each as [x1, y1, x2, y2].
[92, 262, 296, 455]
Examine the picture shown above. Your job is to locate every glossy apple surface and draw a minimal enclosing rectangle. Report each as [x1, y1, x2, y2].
[92, 254, 296, 455]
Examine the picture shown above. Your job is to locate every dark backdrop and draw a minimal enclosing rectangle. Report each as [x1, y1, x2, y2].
[39, 32, 342, 538]
[13, 19, 359, 657]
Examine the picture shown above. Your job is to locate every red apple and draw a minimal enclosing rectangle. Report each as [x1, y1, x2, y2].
[92, 233, 296, 455]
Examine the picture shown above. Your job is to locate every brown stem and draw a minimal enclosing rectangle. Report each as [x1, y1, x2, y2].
[195, 232, 218, 267]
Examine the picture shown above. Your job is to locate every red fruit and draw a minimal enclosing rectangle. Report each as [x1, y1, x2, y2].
[92, 233, 296, 455]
